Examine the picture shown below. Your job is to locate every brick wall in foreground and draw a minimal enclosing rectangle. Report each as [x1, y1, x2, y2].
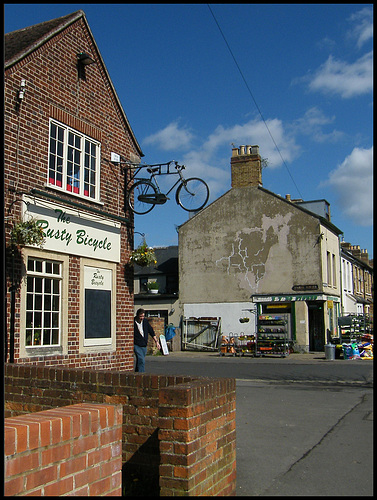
[4, 403, 123, 496]
[4, 364, 236, 496]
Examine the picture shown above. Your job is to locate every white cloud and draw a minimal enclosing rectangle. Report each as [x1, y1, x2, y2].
[291, 107, 345, 143]
[308, 51, 373, 98]
[143, 121, 194, 151]
[322, 146, 373, 226]
[347, 7, 373, 49]
[142, 117, 300, 198]
[201, 117, 299, 169]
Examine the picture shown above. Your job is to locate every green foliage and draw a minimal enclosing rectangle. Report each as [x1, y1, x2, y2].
[10, 218, 45, 248]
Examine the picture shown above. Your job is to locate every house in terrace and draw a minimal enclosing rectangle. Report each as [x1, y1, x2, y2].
[339, 242, 373, 338]
[4, 11, 141, 369]
[179, 145, 344, 352]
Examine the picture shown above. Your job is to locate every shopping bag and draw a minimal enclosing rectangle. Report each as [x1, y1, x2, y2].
[165, 324, 176, 341]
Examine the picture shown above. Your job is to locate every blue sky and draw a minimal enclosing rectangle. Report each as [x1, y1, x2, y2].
[4, 4, 373, 257]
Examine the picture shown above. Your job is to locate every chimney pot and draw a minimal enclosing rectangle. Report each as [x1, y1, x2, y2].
[285, 194, 291, 201]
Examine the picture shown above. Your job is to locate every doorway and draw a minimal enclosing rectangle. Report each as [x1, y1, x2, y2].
[308, 301, 325, 351]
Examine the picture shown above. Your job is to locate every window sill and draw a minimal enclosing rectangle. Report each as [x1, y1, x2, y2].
[45, 183, 104, 206]
[25, 346, 63, 356]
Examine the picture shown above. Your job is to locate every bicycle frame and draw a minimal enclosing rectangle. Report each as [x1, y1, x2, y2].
[127, 160, 187, 196]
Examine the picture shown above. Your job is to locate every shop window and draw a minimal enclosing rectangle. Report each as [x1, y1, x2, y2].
[48, 120, 100, 201]
[25, 257, 62, 347]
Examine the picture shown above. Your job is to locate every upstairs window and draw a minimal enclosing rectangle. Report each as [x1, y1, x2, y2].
[48, 120, 100, 201]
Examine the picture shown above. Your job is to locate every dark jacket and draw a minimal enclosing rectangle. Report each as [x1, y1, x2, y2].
[134, 318, 155, 347]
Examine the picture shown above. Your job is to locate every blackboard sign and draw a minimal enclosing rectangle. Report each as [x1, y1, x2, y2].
[85, 289, 111, 338]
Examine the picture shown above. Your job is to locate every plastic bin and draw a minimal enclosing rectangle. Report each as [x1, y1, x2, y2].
[325, 344, 336, 360]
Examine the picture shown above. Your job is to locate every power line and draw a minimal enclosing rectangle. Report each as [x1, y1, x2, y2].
[207, 4, 304, 199]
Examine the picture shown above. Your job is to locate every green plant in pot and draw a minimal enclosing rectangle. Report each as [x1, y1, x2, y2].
[147, 280, 159, 293]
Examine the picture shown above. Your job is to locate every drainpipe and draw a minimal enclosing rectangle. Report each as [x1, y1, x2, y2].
[9, 247, 16, 363]
[338, 233, 344, 337]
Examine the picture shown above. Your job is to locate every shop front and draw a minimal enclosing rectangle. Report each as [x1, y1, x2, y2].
[8, 194, 128, 369]
[252, 293, 341, 353]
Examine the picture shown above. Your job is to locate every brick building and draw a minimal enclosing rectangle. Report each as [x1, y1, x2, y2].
[4, 11, 142, 369]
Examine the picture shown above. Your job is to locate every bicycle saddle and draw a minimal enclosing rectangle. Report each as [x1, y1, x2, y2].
[147, 167, 160, 174]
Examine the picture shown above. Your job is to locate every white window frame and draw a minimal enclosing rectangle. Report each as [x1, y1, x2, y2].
[48, 119, 101, 202]
[25, 256, 62, 347]
[20, 249, 69, 358]
[327, 251, 332, 287]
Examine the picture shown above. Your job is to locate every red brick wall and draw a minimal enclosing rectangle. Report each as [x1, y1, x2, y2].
[159, 379, 236, 496]
[4, 364, 237, 496]
[4, 403, 123, 496]
[4, 16, 138, 369]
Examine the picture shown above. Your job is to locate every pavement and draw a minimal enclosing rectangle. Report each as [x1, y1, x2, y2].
[149, 349, 369, 363]
[146, 349, 373, 496]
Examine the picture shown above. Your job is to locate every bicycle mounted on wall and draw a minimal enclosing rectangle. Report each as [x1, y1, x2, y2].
[120, 159, 210, 215]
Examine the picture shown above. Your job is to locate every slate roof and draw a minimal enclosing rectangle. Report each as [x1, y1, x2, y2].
[5, 11, 83, 66]
[134, 246, 178, 276]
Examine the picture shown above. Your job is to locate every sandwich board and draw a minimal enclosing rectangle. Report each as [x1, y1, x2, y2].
[159, 334, 169, 355]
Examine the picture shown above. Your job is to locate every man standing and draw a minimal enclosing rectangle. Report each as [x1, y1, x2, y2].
[134, 308, 161, 372]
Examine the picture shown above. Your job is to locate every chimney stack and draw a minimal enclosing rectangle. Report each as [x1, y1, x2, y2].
[231, 145, 262, 188]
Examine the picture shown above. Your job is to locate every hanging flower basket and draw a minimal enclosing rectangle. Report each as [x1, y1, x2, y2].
[10, 218, 45, 248]
[130, 239, 157, 267]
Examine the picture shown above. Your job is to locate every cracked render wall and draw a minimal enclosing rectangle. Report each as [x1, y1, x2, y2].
[179, 186, 326, 304]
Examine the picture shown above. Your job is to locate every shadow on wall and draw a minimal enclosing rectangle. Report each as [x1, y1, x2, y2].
[122, 429, 160, 496]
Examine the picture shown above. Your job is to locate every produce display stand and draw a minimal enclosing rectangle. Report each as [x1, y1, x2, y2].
[256, 314, 291, 357]
[335, 314, 373, 359]
[236, 334, 257, 356]
[219, 334, 238, 356]
[219, 333, 258, 356]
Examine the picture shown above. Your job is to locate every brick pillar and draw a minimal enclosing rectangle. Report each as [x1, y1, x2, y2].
[158, 379, 236, 496]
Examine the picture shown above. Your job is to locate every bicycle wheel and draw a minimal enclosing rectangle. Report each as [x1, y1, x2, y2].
[128, 180, 158, 214]
[176, 178, 210, 212]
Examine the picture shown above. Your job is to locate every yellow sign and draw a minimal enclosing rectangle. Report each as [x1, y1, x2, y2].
[327, 300, 333, 309]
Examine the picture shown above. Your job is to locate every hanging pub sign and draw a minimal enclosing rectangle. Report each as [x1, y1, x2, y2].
[22, 195, 121, 263]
